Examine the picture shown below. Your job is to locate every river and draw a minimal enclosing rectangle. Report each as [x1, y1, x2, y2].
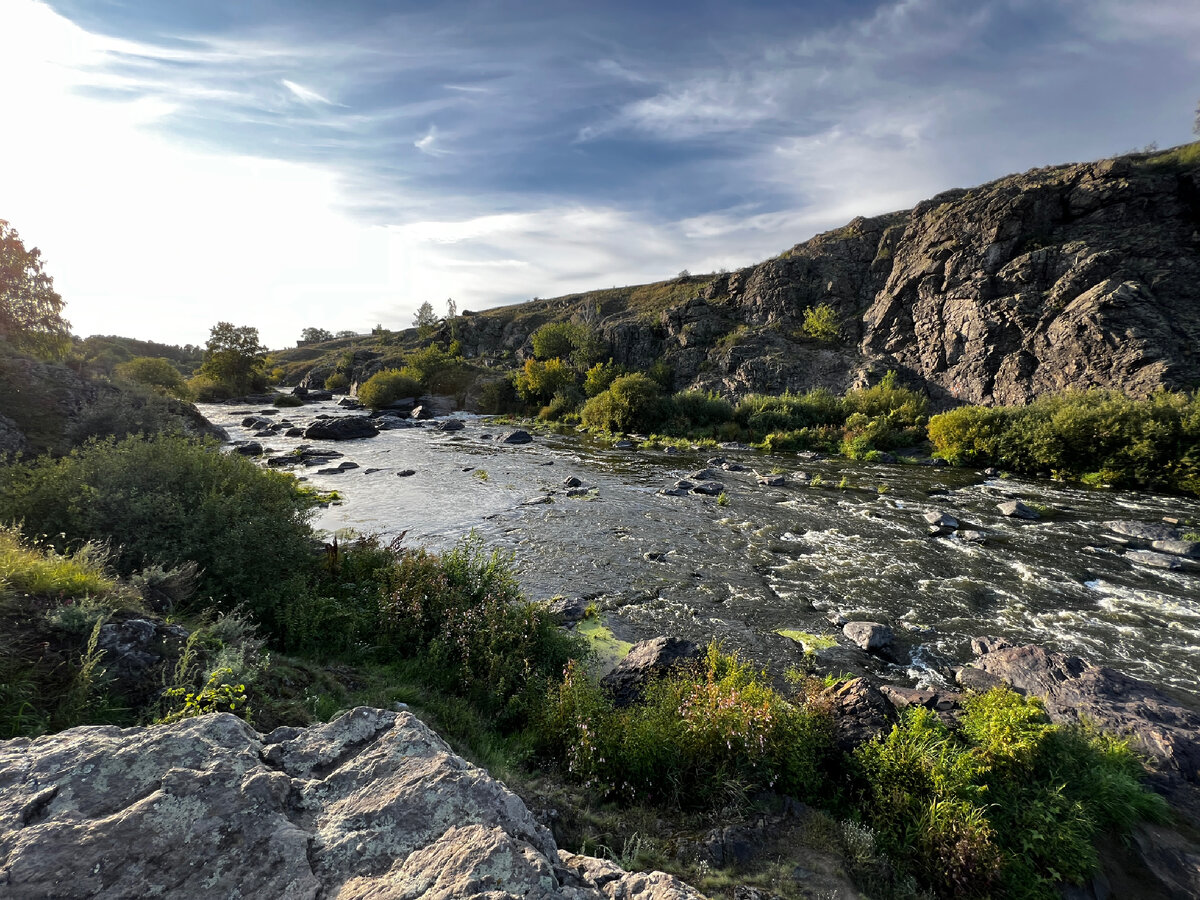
[201, 400, 1200, 702]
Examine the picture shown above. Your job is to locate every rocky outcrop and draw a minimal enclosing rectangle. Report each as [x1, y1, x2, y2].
[601, 637, 702, 707]
[303, 416, 380, 441]
[0, 707, 704, 899]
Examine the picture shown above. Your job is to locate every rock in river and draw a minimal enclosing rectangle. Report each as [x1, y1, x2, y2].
[303, 417, 379, 441]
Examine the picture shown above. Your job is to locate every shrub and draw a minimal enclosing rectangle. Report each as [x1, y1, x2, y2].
[927, 405, 1014, 465]
[0, 435, 315, 635]
[531, 321, 607, 368]
[324, 371, 350, 392]
[854, 688, 1167, 898]
[735, 389, 846, 436]
[515, 357, 577, 406]
[187, 373, 234, 402]
[665, 391, 734, 434]
[583, 360, 623, 398]
[357, 369, 423, 409]
[844, 371, 927, 425]
[540, 644, 833, 807]
[580, 373, 667, 433]
[114, 357, 190, 399]
[404, 344, 470, 394]
[802, 303, 841, 341]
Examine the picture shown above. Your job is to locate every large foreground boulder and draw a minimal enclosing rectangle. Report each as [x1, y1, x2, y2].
[0, 708, 703, 899]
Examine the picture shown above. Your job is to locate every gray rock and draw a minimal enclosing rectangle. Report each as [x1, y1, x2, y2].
[954, 666, 1007, 693]
[497, 430, 533, 445]
[1126, 549, 1184, 570]
[562, 476, 583, 488]
[1103, 521, 1180, 542]
[842, 621, 894, 655]
[435, 418, 465, 432]
[303, 417, 379, 441]
[755, 472, 787, 487]
[826, 678, 896, 752]
[601, 637, 702, 707]
[396, 469, 416, 477]
[233, 441, 264, 456]
[0, 412, 29, 456]
[923, 511, 959, 529]
[0, 708, 701, 899]
[997, 500, 1039, 520]
[1151, 540, 1200, 558]
[409, 404, 434, 420]
[690, 481, 725, 496]
[613, 439, 635, 450]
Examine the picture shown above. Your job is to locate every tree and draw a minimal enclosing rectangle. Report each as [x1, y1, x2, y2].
[300, 327, 333, 343]
[0, 220, 71, 358]
[198, 322, 266, 396]
[413, 301, 439, 338]
[802, 304, 841, 342]
[334, 330, 357, 339]
[446, 297, 457, 319]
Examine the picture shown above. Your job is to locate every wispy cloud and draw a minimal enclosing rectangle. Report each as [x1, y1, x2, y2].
[414, 124, 449, 155]
[281, 78, 333, 105]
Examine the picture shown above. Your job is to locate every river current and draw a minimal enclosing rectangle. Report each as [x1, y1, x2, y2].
[201, 400, 1200, 702]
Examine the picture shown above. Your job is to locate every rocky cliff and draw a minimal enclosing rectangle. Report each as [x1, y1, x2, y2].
[436, 144, 1200, 405]
[0, 707, 703, 899]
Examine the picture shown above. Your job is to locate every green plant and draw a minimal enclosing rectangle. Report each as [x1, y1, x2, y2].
[324, 371, 350, 392]
[1, 218, 71, 359]
[160, 666, 248, 723]
[716, 491, 729, 507]
[473, 469, 489, 482]
[801, 304, 841, 342]
[114, 356, 191, 399]
[580, 373, 667, 433]
[357, 369, 423, 409]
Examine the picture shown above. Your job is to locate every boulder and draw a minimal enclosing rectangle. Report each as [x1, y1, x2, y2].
[497, 430, 533, 445]
[562, 476, 583, 488]
[600, 637, 702, 707]
[95, 618, 190, 705]
[0, 413, 29, 456]
[1150, 540, 1200, 559]
[0, 708, 702, 899]
[233, 441, 264, 456]
[690, 481, 725, 496]
[613, 439, 636, 450]
[303, 417, 379, 441]
[435, 418, 465, 432]
[923, 511, 959, 529]
[997, 500, 1039, 520]
[826, 678, 896, 752]
[1126, 549, 1185, 570]
[755, 472, 787, 487]
[842, 621, 894, 655]
[1103, 521, 1180, 542]
[410, 405, 434, 420]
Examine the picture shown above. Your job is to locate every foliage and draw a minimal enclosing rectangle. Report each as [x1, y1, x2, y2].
[539, 644, 833, 807]
[0, 219, 71, 359]
[300, 327, 333, 343]
[0, 525, 115, 599]
[802, 303, 841, 342]
[844, 371, 928, 424]
[854, 689, 1167, 898]
[664, 391, 734, 435]
[402, 343, 469, 394]
[581, 373, 668, 433]
[324, 371, 350, 392]
[197, 322, 267, 397]
[159, 667, 248, 723]
[584, 360, 624, 397]
[357, 369, 423, 409]
[114, 356, 191, 399]
[66, 383, 199, 445]
[927, 389, 1200, 494]
[0, 435, 315, 634]
[515, 357, 577, 405]
[531, 321, 607, 368]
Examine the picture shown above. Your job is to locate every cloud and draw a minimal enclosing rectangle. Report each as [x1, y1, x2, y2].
[414, 124, 449, 155]
[281, 78, 333, 105]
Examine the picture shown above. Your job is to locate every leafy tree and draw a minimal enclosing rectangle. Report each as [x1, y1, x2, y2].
[0, 220, 71, 358]
[197, 322, 266, 397]
[300, 327, 333, 343]
[334, 329, 357, 339]
[114, 356, 190, 399]
[446, 297, 457, 319]
[413, 301, 439, 337]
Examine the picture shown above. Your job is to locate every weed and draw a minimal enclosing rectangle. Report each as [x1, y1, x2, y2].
[716, 491, 729, 507]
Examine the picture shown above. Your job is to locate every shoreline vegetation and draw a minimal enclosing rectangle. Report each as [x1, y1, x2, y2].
[0, 425, 1178, 899]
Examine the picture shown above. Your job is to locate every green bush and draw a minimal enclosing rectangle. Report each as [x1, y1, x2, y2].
[854, 688, 1167, 898]
[0, 435, 316, 635]
[357, 369, 423, 409]
[844, 371, 928, 425]
[114, 356, 191, 399]
[735, 388, 846, 436]
[927, 405, 1015, 465]
[580, 373, 667, 433]
[665, 391, 734, 434]
[531, 321, 607, 368]
[403, 344, 470, 394]
[802, 303, 841, 341]
[323, 371, 350, 392]
[515, 357, 577, 405]
[583, 360, 623, 397]
[540, 644, 833, 807]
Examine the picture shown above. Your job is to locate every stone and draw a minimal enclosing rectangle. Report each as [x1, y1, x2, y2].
[842, 621, 893, 655]
[303, 417, 379, 441]
[954, 666, 1006, 693]
[826, 678, 896, 752]
[690, 481, 725, 496]
[410, 405, 434, 420]
[562, 476, 583, 488]
[0, 708, 702, 899]
[396, 469, 416, 477]
[982, 467, 1000, 477]
[233, 441, 264, 455]
[497, 430, 533, 445]
[755, 472, 787, 487]
[923, 511, 959, 529]
[435, 418, 465, 432]
[95, 618, 190, 705]
[997, 500, 1039, 519]
[1125, 549, 1184, 570]
[600, 637, 702, 707]
[1150, 540, 1200, 558]
[613, 439, 636, 450]
[1103, 521, 1180, 542]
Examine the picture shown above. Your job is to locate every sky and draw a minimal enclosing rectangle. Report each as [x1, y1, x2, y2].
[1, 0, 1197, 350]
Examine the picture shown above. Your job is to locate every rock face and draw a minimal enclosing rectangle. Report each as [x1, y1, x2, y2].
[0, 708, 703, 899]
[432, 146, 1200, 405]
